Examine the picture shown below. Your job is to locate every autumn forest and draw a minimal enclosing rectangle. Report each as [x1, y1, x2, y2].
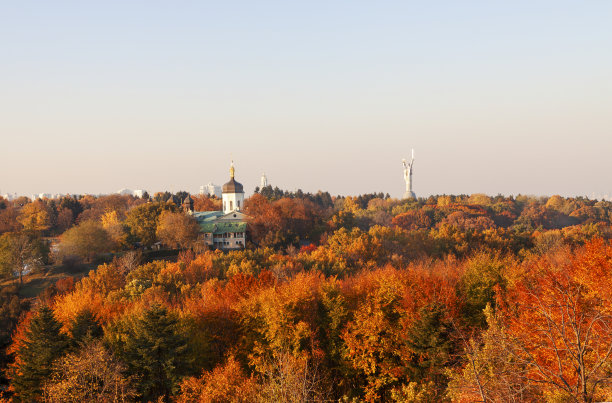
[2, 189, 612, 402]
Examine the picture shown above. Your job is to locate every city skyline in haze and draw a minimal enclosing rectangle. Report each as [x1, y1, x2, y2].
[1, 2, 611, 199]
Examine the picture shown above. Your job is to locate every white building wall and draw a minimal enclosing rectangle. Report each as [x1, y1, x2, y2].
[222, 192, 245, 214]
[204, 232, 246, 249]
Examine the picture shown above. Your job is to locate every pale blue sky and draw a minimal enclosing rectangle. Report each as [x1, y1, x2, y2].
[1, 1, 611, 198]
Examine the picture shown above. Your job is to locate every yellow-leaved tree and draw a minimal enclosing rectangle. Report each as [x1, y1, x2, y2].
[18, 200, 51, 233]
[100, 210, 128, 248]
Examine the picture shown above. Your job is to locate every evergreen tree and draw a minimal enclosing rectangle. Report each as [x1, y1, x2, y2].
[106, 303, 191, 401]
[405, 303, 453, 388]
[174, 191, 189, 204]
[0, 286, 30, 387]
[10, 306, 69, 401]
[58, 196, 83, 220]
[70, 309, 103, 345]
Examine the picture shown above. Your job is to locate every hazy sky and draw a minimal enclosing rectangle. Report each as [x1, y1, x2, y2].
[1, 1, 611, 198]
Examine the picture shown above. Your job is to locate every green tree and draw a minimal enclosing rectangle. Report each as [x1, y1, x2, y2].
[0, 286, 30, 386]
[125, 202, 176, 247]
[0, 232, 44, 284]
[9, 306, 69, 401]
[457, 252, 509, 327]
[70, 309, 103, 346]
[106, 304, 192, 401]
[58, 195, 83, 223]
[404, 303, 453, 388]
[58, 220, 114, 262]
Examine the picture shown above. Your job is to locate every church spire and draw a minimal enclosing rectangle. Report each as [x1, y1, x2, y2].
[230, 160, 235, 179]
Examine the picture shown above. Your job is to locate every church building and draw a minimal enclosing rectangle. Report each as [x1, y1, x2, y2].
[184, 162, 248, 250]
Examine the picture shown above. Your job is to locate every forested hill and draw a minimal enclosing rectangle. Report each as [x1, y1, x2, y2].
[2, 192, 612, 401]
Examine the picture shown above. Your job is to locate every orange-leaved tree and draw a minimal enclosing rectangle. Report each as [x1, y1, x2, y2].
[497, 239, 612, 402]
[341, 265, 460, 401]
[177, 356, 257, 403]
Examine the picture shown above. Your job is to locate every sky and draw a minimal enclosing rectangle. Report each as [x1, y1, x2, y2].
[1, 1, 611, 199]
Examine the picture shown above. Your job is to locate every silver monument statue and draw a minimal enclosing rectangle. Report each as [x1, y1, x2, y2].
[402, 149, 416, 199]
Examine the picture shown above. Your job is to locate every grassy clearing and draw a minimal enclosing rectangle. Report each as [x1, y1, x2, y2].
[0, 264, 95, 299]
[0, 249, 180, 300]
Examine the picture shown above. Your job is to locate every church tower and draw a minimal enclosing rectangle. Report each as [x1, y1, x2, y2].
[182, 195, 194, 213]
[222, 161, 245, 214]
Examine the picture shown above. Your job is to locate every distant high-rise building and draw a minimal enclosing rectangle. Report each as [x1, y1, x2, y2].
[200, 183, 222, 198]
[30, 193, 65, 200]
[260, 172, 268, 189]
[117, 189, 146, 198]
[3, 192, 64, 201]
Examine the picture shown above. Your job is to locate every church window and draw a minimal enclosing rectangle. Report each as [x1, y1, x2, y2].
[230, 201, 233, 210]
[237, 200, 240, 208]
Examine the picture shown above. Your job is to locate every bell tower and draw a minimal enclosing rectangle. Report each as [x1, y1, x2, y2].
[222, 161, 245, 214]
